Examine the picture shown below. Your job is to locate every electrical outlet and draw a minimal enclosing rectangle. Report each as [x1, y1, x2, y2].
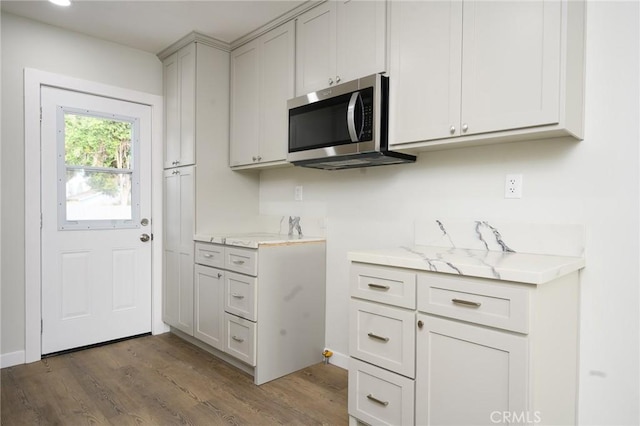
[505, 174, 523, 199]
[294, 186, 303, 201]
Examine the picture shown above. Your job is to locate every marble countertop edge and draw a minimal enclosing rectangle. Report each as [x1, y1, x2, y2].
[347, 246, 585, 285]
[194, 233, 326, 248]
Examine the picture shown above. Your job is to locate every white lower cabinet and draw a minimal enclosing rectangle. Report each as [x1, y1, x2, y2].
[163, 166, 195, 335]
[193, 264, 224, 350]
[224, 271, 257, 322]
[224, 312, 256, 366]
[193, 239, 326, 385]
[415, 314, 528, 426]
[349, 358, 415, 426]
[349, 262, 579, 425]
[349, 299, 415, 378]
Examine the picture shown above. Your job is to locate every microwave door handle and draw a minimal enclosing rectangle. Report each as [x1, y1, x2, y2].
[347, 92, 361, 142]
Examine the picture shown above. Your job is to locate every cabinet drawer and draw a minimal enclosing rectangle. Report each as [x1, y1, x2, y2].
[348, 358, 415, 426]
[194, 242, 224, 268]
[351, 263, 416, 309]
[225, 246, 258, 276]
[349, 300, 415, 378]
[417, 274, 530, 334]
[224, 313, 256, 366]
[225, 271, 257, 321]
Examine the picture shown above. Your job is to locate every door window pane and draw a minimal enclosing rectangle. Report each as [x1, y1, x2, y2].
[64, 115, 132, 168]
[58, 108, 139, 230]
[65, 169, 132, 221]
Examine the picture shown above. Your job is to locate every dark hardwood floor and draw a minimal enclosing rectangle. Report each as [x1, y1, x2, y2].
[1, 333, 348, 425]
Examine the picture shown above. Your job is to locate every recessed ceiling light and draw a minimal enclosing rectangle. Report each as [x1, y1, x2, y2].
[49, 0, 71, 6]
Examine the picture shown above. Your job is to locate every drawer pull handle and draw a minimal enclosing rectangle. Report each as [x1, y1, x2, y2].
[368, 283, 390, 291]
[203, 253, 214, 258]
[366, 394, 389, 406]
[231, 335, 244, 343]
[367, 332, 389, 342]
[232, 260, 246, 265]
[452, 298, 482, 308]
[231, 293, 245, 299]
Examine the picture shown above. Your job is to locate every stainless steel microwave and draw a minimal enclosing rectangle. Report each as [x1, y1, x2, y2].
[287, 74, 415, 170]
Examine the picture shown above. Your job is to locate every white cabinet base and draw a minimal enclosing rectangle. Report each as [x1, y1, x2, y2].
[349, 259, 580, 426]
[349, 358, 415, 426]
[416, 314, 528, 425]
[188, 240, 326, 386]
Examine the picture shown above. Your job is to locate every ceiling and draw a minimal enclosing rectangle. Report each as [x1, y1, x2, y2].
[1, 0, 308, 54]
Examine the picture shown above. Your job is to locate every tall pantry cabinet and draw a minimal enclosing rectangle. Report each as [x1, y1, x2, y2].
[159, 33, 260, 334]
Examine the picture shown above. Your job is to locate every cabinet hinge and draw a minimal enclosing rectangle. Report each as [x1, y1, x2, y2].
[39, 107, 42, 123]
[41, 319, 43, 334]
[151, 233, 154, 241]
[40, 213, 43, 230]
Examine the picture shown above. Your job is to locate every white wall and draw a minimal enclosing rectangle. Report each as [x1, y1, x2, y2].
[260, 1, 639, 424]
[1, 13, 163, 357]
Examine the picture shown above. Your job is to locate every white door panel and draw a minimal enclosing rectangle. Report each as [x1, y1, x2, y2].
[41, 86, 152, 355]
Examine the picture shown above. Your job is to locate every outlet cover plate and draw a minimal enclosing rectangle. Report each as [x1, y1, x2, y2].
[505, 174, 523, 199]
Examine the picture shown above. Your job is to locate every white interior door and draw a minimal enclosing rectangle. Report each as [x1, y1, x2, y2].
[40, 86, 152, 355]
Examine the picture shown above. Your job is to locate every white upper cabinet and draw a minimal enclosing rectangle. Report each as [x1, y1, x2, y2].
[389, 0, 585, 150]
[335, 0, 387, 89]
[230, 21, 295, 169]
[295, 2, 335, 96]
[295, 0, 387, 96]
[163, 43, 196, 168]
[389, 1, 463, 143]
[460, 1, 561, 135]
[230, 41, 259, 167]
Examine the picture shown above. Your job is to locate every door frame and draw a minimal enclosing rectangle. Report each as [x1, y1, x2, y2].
[24, 68, 167, 363]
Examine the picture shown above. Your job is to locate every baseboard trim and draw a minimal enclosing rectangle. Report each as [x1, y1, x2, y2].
[325, 349, 348, 370]
[1, 350, 26, 368]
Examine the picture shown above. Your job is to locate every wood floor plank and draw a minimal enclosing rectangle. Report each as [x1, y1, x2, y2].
[1, 334, 349, 426]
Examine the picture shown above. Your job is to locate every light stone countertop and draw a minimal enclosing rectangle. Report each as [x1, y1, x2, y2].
[348, 245, 585, 285]
[194, 233, 325, 249]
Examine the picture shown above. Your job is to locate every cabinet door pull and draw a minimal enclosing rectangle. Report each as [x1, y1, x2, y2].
[232, 259, 246, 265]
[231, 293, 245, 299]
[231, 335, 244, 343]
[367, 332, 389, 342]
[452, 298, 482, 308]
[367, 283, 390, 291]
[366, 394, 389, 406]
[203, 253, 213, 258]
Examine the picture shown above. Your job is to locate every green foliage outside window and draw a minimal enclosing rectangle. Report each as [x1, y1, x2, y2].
[64, 114, 132, 198]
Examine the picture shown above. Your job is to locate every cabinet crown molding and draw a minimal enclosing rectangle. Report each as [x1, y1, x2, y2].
[157, 31, 231, 59]
[230, 0, 324, 50]
[158, 1, 324, 58]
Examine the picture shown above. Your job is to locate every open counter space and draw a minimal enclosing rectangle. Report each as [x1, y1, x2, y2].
[348, 245, 585, 285]
[194, 232, 326, 249]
